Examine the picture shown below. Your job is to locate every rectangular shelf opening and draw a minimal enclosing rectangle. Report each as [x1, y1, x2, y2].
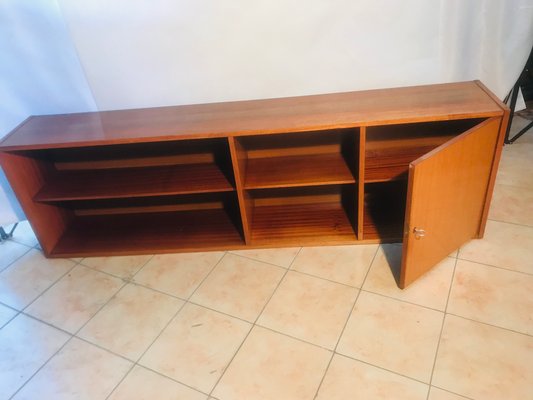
[248, 185, 357, 245]
[363, 181, 407, 241]
[235, 129, 359, 189]
[27, 138, 235, 201]
[49, 192, 244, 256]
[365, 118, 486, 182]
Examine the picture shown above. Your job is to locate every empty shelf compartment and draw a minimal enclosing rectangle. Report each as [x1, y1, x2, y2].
[365, 118, 485, 182]
[29, 138, 235, 201]
[235, 129, 359, 189]
[248, 185, 357, 245]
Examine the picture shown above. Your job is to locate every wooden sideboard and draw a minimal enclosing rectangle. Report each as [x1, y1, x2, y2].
[0, 81, 509, 287]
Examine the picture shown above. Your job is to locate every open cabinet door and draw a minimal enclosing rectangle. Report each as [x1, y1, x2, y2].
[400, 117, 502, 288]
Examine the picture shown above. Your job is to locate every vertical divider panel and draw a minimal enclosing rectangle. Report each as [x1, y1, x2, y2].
[357, 126, 366, 240]
[227, 136, 252, 243]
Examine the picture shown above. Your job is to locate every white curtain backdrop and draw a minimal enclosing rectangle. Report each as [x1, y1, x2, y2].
[0, 0, 96, 225]
[1, 0, 533, 225]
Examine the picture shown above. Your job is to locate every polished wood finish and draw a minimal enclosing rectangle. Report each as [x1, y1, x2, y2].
[357, 127, 366, 239]
[228, 137, 252, 243]
[474, 80, 510, 237]
[365, 119, 483, 182]
[0, 81, 508, 288]
[34, 163, 234, 201]
[1, 82, 501, 151]
[51, 209, 244, 257]
[245, 154, 355, 189]
[400, 117, 501, 287]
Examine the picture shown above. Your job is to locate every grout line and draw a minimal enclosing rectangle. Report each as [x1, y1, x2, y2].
[253, 324, 334, 352]
[184, 251, 228, 301]
[207, 247, 303, 398]
[455, 255, 533, 277]
[131, 364, 212, 397]
[76, 255, 155, 282]
[228, 251, 296, 270]
[425, 256, 458, 400]
[0, 310, 20, 330]
[288, 267, 362, 290]
[358, 288, 446, 313]
[0, 244, 33, 274]
[486, 218, 533, 229]
[312, 244, 380, 399]
[429, 385, 475, 400]
[333, 352, 432, 387]
[444, 312, 533, 338]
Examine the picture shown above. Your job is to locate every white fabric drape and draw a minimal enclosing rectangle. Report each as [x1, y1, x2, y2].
[1, 0, 532, 225]
[0, 0, 96, 225]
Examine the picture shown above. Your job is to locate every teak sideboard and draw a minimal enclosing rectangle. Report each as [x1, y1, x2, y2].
[0, 81, 509, 287]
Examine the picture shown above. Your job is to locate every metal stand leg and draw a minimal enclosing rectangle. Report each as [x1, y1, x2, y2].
[505, 46, 533, 144]
[0, 223, 18, 242]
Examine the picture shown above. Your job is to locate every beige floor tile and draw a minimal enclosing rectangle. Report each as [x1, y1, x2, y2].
[0, 240, 29, 272]
[433, 315, 533, 399]
[290, 244, 378, 287]
[25, 265, 124, 333]
[459, 220, 533, 274]
[258, 271, 357, 349]
[337, 291, 443, 383]
[140, 303, 250, 393]
[109, 365, 207, 400]
[134, 252, 224, 299]
[316, 354, 428, 400]
[363, 245, 455, 311]
[191, 253, 284, 322]
[81, 254, 152, 279]
[489, 183, 533, 226]
[79, 284, 183, 360]
[428, 387, 470, 400]
[0, 249, 74, 309]
[229, 247, 300, 268]
[448, 260, 533, 335]
[8, 221, 39, 247]
[0, 314, 69, 400]
[212, 326, 331, 400]
[13, 337, 131, 400]
[496, 142, 533, 188]
[0, 303, 17, 328]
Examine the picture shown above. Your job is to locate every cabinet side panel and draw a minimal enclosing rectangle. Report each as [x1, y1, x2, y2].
[0, 152, 71, 254]
[477, 112, 509, 237]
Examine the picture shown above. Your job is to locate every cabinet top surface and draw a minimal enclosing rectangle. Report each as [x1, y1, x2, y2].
[1, 81, 505, 150]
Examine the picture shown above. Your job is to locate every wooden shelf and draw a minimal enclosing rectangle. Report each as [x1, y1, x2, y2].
[51, 208, 244, 257]
[34, 163, 234, 202]
[248, 185, 357, 245]
[245, 153, 355, 189]
[251, 202, 356, 245]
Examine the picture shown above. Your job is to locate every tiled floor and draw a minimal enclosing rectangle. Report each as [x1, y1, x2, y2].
[0, 117, 532, 399]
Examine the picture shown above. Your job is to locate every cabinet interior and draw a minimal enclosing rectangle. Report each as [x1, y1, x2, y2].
[4, 115, 490, 256]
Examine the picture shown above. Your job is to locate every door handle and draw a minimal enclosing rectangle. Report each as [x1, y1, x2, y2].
[413, 227, 426, 239]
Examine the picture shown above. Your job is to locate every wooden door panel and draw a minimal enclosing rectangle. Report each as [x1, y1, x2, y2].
[400, 117, 501, 288]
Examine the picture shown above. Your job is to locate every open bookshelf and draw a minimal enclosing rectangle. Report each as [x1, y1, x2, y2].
[0, 81, 507, 288]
